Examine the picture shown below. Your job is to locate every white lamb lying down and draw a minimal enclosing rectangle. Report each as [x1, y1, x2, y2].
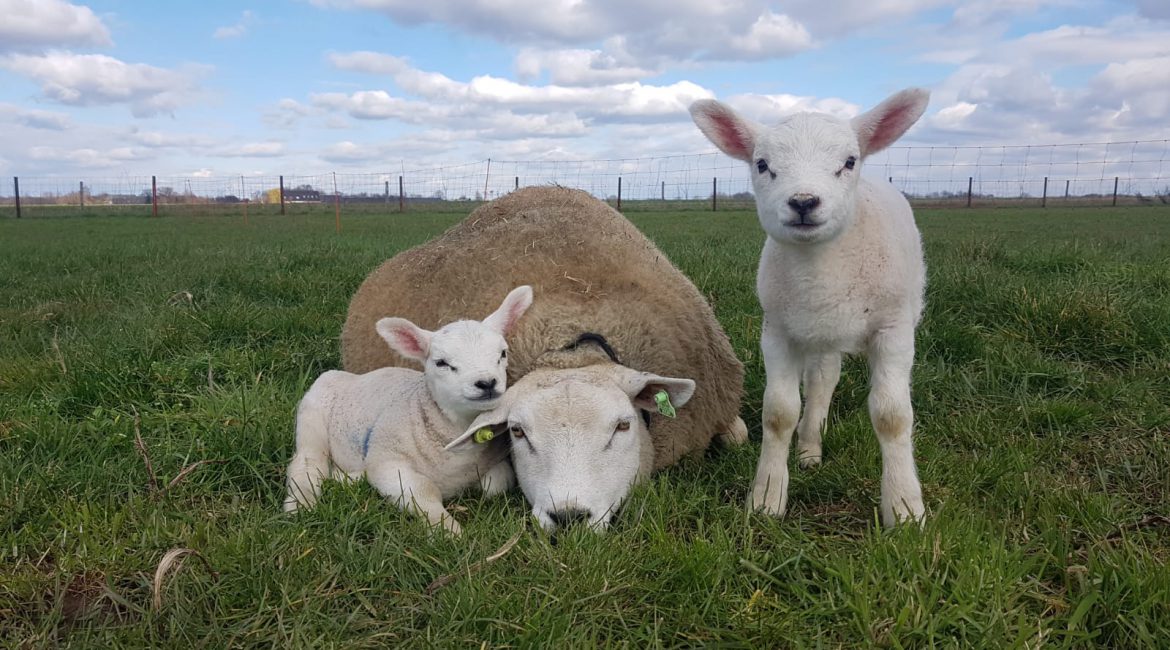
[691, 88, 931, 527]
[282, 285, 533, 534]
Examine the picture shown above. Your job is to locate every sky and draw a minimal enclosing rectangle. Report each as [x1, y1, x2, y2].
[1, 0, 1168, 182]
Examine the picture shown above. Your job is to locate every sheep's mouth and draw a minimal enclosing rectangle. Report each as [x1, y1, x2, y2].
[469, 391, 501, 402]
[784, 220, 823, 231]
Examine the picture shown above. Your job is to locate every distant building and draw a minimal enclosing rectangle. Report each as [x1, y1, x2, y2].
[286, 188, 321, 202]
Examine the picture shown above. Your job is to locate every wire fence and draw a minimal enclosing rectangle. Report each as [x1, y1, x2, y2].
[3, 140, 1169, 218]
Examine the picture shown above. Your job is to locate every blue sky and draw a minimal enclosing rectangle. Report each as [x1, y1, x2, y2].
[1, 0, 1168, 179]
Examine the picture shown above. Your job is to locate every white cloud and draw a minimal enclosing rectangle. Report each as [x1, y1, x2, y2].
[1134, 0, 1170, 21]
[0, 103, 73, 130]
[213, 10, 255, 39]
[0, 0, 111, 51]
[712, 12, 815, 60]
[0, 52, 208, 116]
[515, 47, 655, 86]
[216, 141, 286, 157]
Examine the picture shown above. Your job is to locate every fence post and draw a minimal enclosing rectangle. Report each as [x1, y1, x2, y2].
[483, 158, 491, 201]
[1041, 176, 1048, 208]
[712, 177, 717, 211]
[279, 175, 286, 215]
[889, 176, 893, 184]
[966, 177, 973, 208]
[1112, 176, 1119, 206]
[617, 176, 622, 211]
[241, 175, 248, 224]
[398, 175, 404, 212]
[1065, 180, 1070, 199]
[661, 180, 665, 201]
[515, 176, 519, 190]
[151, 175, 158, 217]
[13, 177, 20, 219]
[332, 172, 340, 233]
[79, 181, 84, 208]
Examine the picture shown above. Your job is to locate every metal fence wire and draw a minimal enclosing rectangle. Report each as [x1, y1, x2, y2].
[3, 140, 1169, 216]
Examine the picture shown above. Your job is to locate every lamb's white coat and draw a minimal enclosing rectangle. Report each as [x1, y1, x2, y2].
[690, 88, 930, 526]
[282, 285, 533, 533]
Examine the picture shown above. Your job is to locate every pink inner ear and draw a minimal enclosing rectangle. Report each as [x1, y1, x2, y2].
[391, 328, 425, 359]
[862, 100, 922, 156]
[711, 113, 752, 160]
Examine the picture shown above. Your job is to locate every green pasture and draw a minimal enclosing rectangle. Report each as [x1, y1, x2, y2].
[1, 204, 1168, 647]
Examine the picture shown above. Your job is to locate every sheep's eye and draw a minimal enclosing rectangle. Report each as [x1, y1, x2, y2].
[500, 350, 507, 360]
[844, 156, 856, 170]
[435, 359, 448, 368]
[756, 159, 769, 174]
[615, 421, 631, 432]
[509, 425, 525, 439]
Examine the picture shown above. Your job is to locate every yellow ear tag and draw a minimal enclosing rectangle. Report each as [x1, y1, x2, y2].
[654, 390, 677, 418]
[473, 427, 495, 444]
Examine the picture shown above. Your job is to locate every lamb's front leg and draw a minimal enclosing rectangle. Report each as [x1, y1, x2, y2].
[366, 463, 462, 534]
[479, 459, 515, 497]
[750, 328, 802, 517]
[867, 326, 925, 526]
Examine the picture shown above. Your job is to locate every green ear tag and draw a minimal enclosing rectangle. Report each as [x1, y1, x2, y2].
[473, 427, 495, 444]
[654, 390, 677, 418]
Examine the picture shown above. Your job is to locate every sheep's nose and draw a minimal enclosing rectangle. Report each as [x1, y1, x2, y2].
[787, 194, 821, 217]
[548, 508, 592, 528]
[474, 378, 498, 391]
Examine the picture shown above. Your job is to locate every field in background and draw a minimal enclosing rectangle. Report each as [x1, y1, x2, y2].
[2, 206, 1169, 646]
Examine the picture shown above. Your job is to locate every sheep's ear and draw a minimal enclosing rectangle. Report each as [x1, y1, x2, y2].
[375, 317, 432, 362]
[446, 406, 511, 452]
[852, 88, 929, 159]
[689, 100, 757, 162]
[608, 367, 697, 414]
[482, 285, 534, 336]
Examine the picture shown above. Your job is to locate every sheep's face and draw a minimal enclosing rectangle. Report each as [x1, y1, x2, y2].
[690, 88, 930, 245]
[375, 285, 533, 424]
[447, 366, 695, 532]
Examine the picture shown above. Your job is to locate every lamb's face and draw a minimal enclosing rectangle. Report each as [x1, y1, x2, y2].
[374, 285, 533, 423]
[424, 321, 510, 417]
[447, 366, 696, 532]
[749, 113, 862, 245]
[690, 88, 930, 246]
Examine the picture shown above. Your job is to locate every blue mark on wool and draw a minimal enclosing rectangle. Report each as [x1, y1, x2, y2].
[361, 426, 374, 459]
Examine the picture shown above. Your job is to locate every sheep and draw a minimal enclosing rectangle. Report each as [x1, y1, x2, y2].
[341, 186, 746, 531]
[689, 87, 930, 527]
[283, 285, 533, 534]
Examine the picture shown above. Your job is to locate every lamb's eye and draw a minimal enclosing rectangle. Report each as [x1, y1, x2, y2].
[500, 350, 507, 360]
[756, 159, 769, 174]
[615, 421, 631, 432]
[509, 424, 525, 439]
[435, 359, 448, 368]
[844, 156, 856, 170]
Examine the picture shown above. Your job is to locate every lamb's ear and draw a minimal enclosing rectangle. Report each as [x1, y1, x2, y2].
[375, 317, 432, 363]
[482, 285, 534, 336]
[446, 406, 511, 452]
[851, 88, 929, 159]
[608, 367, 697, 413]
[689, 99, 757, 162]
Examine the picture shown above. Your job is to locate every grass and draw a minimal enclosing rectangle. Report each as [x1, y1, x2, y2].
[2, 204, 1169, 648]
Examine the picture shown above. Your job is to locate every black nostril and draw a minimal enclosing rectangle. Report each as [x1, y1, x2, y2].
[474, 378, 498, 391]
[548, 508, 591, 527]
[788, 195, 821, 216]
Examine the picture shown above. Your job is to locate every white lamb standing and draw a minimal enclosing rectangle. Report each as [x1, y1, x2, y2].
[282, 285, 534, 534]
[690, 88, 930, 527]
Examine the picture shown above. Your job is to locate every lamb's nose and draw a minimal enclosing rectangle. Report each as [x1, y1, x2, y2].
[474, 378, 498, 391]
[548, 508, 592, 528]
[787, 194, 821, 217]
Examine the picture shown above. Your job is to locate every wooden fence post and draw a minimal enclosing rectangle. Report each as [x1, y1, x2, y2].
[398, 176, 404, 212]
[152, 176, 158, 217]
[1112, 176, 1119, 206]
[712, 177, 717, 211]
[1042, 176, 1048, 208]
[966, 177, 973, 208]
[617, 176, 622, 211]
[13, 177, 20, 219]
[279, 175, 286, 215]
[80, 181, 84, 208]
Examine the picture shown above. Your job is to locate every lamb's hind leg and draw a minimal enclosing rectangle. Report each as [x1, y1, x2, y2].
[796, 353, 841, 468]
[868, 325, 925, 527]
[749, 328, 802, 517]
[284, 394, 332, 512]
[366, 462, 462, 534]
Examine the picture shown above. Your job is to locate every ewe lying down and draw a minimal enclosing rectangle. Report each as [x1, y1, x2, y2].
[691, 87, 930, 526]
[342, 186, 746, 531]
[283, 286, 533, 534]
